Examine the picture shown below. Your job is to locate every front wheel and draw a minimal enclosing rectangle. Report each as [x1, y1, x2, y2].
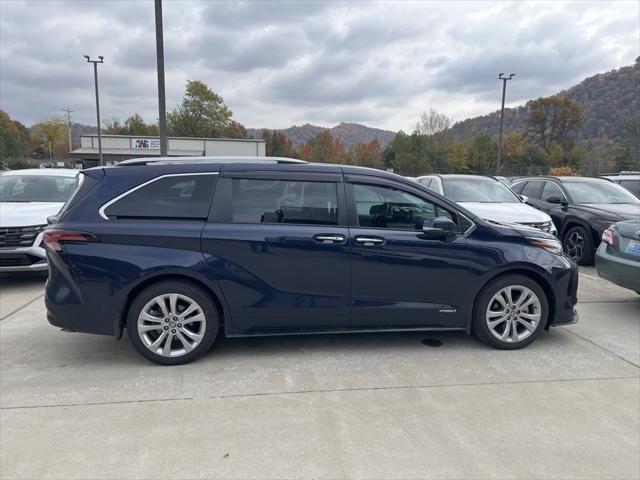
[563, 225, 594, 265]
[472, 275, 548, 350]
[126, 280, 219, 365]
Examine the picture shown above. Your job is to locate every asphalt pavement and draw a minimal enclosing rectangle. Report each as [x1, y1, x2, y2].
[0, 268, 638, 479]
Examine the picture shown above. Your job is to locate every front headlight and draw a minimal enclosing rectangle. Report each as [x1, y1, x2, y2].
[527, 236, 563, 254]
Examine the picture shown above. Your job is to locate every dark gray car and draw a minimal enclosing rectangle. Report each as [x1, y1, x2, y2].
[595, 219, 640, 293]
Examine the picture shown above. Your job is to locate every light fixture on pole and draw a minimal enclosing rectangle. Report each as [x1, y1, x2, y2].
[84, 55, 105, 166]
[497, 72, 515, 174]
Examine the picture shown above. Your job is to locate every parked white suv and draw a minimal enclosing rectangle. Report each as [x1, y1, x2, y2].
[0, 168, 80, 272]
[416, 174, 557, 235]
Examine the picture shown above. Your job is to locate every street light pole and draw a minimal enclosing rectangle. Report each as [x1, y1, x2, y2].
[63, 107, 73, 153]
[497, 73, 515, 174]
[155, 0, 168, 157]
[84, 55, 104, 166]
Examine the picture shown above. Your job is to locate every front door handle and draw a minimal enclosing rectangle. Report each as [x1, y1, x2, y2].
[354, 236, 385, 246]
[314, 234, 346, 244]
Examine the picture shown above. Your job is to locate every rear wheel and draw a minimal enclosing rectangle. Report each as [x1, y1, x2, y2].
[563, 225, 594, 265]
[126, 280, 219, 365]
[472, 274, 548, 349]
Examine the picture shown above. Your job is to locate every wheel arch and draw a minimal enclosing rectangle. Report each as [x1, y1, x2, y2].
[117, 272, 228, 339]
[469, 267, 557, 333]
[561, 217, 598, 245]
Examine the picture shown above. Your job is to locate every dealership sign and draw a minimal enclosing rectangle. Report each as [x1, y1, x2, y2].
[131, 138, 161, 149]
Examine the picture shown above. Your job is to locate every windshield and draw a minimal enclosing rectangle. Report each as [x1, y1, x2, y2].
[443, 177, 520, 203]
[0, 174, 78, 203]
[564, 180, 640, 204]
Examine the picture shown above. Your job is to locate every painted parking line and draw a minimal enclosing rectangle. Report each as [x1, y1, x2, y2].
[579, 272, 600, 281]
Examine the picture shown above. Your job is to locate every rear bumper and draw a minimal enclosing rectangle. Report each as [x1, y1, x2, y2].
[0, 246, 48, 272]
[596, 244, 640, 292]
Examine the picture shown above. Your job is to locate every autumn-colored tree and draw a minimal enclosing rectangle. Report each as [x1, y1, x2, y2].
[525, 96, 583, 155]
[167, 80, 235, 137]
[31, 117, 67, 159]
[347, 139, 383, 169]
[309, 130, 340, 163]
[261, 130, 295, 157]
[222, 121, 249, 139]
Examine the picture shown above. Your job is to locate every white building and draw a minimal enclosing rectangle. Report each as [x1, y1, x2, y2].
[71, 135, 266, 167]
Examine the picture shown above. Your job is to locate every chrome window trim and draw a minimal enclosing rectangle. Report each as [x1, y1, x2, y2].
[98, 172, 219, 220]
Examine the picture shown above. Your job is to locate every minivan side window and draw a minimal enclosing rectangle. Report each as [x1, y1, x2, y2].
[352, 183, 452, 230]
[231, 178, 339, 225]
[104, 174, 215, 219]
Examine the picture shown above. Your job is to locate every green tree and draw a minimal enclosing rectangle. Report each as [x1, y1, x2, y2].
[0, 109, 33, 160]
[525, 96, 583, 156]
[614, 118, 640, 169]
[466, 135, 498, 174]
[416, 109, 452, 172]
[167, 80, 234, 137]
[31, 117, 67, 159]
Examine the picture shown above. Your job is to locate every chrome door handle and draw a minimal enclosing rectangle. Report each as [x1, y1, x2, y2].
[314, 234, 345, 243]
[354, 236, 384, 245]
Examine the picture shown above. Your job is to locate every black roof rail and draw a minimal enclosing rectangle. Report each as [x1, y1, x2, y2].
[116, 156, 307, 166]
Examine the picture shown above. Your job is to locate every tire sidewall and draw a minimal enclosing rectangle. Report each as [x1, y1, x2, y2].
[472, 274, 549, 350]
[563, 225, 594, 265]
[126, 281, 219, 365]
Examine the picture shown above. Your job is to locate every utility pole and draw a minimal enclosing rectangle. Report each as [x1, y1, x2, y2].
[63, 107, 73, 153]
[497, 73, 515, 174]
[155, 0, 168, 157]
[84, 55, 105, 165]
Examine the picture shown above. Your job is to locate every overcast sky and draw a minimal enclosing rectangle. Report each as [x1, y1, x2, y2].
[1, 0, 637, 131]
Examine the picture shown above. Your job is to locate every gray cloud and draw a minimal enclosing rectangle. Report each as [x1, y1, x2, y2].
[0, 0, 637, 131]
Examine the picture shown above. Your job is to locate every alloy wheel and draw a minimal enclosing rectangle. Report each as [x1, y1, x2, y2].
[137, 293, 207, 357]
[564, 231, 584, 261]
[485, 285, 542, 343]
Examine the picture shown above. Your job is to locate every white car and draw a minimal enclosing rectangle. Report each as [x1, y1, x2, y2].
[415, 174, 557, 235]
[0, 168, 80, 272]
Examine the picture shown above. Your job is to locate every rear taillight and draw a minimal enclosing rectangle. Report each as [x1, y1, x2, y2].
[43, 231, 94, 252]
[601, 228, 616, 247]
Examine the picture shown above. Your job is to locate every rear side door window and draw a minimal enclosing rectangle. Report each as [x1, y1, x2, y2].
[541, 181, 566, 202]
[521, 181, 543, 199]
[103, 174, 216, 219]
[352, 183, 453, 231]
[230, 179, 339, 226]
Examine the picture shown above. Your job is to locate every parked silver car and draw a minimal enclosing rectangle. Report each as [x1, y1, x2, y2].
[416, 174, 557, 234]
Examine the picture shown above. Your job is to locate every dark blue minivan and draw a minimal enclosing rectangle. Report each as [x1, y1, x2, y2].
[45, 158, 579, 364]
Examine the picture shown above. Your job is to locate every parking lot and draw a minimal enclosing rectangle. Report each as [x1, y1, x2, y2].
[0, 268, 638, 479]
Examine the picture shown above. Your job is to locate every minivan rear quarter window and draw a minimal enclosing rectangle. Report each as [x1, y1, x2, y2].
[231, 178, 339, 225]
[104, 174, 216, 219]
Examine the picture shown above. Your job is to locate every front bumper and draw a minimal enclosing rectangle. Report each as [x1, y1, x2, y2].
[596, 244, 640, 292]
[0, 246, 48, 272]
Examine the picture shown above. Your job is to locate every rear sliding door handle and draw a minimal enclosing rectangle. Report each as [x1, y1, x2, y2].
[354, 236, 385, 246]
[314, 234, 346, 244]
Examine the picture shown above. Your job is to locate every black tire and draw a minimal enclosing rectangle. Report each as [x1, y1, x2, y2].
[471, 274, 549, 350]
[563, 225, 594, 265]
[126, 280, 219, 365]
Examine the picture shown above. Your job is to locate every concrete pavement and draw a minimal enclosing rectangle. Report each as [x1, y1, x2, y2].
[1, 269, 638, 479]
